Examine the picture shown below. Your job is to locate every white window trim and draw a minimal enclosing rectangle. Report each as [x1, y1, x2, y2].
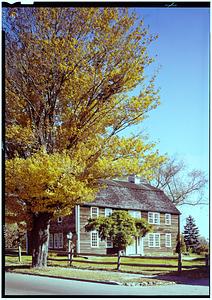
[128, 210, 141, 218]
[165, 233, 172, 247]
[54, 233, 59, 249]
[165, 213, 172, 225]
[148, 212, 154, 224]
[54, 233, 63, 249]
[105, 208, 113, 217]
[91, 207, 99, 218]
[49, 233, 53, 248]
[106, 237, 113, 248]
[91, 230, 99, 248]
[58, 233, 63, 249]
[155, 233, 160, 247]
[148, 212, 160, 224]
[148, 233, 155, 247]
[148, 233, 160, 248]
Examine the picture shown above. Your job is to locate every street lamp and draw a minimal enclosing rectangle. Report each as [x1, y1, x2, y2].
[67, 232, 73, 240]
[67, 232, 73, 266]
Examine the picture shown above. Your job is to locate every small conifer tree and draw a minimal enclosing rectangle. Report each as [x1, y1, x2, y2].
[183, 215, 200, 253]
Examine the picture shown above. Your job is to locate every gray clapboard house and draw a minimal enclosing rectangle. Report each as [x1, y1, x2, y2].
[49, 176, 180, 256]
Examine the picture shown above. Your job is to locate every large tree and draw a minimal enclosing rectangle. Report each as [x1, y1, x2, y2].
[4, 7, 165, 267]
[149, 158, 208, 206]
[85, 210, 152, 270]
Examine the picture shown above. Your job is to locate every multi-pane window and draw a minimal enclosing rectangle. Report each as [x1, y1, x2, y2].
[54, 233, 63, 249]
[148, 233, 160, 247]
[148, 212, 160, 224]
[148, 234, 154, 247]
[58, 233, 63, 248]
[49, 233, 53, 248]
[128, 210, 141, 218]
[106, 237, 113, 248]
[91, 231, 99, 247]
[155, 233, 160, 247]
[91, 207, 99, 218]
[105, 208, 113, 217]
[165, 233, 172, 247]
[165, 214, 171, 225]
[54, 233, 59, 248]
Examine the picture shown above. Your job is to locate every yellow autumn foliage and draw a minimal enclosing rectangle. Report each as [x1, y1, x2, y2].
[4, 7, 166, 223]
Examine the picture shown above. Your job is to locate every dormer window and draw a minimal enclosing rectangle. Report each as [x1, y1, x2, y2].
[57, 217, 62, 223]
[91, 207, 99, 218]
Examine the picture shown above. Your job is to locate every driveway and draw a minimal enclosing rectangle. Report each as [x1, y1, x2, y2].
[4, 272, 210, 296]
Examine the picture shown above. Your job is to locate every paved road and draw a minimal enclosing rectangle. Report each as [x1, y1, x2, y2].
[4, 272, 210, 296]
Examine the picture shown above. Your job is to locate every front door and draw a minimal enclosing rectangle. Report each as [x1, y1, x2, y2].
[126, 237, 144, 255]
[126, 237, 136, 255]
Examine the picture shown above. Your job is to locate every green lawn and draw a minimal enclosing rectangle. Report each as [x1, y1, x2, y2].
[4, 253, 208, 286]
[5, 253, 205, 274]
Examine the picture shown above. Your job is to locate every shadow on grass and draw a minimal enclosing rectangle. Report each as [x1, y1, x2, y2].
[5, 265, 31, 271]
[155, 267, 209, 286]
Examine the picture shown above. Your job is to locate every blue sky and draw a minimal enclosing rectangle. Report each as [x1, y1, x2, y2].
[126, 8, 209, 238]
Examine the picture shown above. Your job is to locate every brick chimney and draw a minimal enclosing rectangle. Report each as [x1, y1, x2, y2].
[128, 174, 141, 184]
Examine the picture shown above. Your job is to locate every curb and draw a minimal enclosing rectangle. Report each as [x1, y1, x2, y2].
[6, 270, 120, 285]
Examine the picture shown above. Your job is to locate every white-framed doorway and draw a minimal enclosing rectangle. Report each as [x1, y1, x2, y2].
[126, 236, 144, 256]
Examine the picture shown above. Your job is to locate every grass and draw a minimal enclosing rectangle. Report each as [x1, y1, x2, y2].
[47, 253, 205, 272]
[5, 253, 206, 273]
[5, 254, 209, 286]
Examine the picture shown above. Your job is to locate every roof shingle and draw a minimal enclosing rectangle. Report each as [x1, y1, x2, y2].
[84, 179, 180, 215]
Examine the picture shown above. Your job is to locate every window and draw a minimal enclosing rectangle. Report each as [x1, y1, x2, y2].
[58, 233, 63, 248]
[148, 212, 160, 224]
[148, 233, 160, 247]
[148, 212, 154, 224]
[106, 237, 113, 248]
[91, 231, 99, 247]
[57, 217, 62, 223]
[54, 233, 63, 249]
[165, 234, 172, 247]
[128, 210, 141, 218]
[155, 233, 160, 247]
[165, 214, 171, 225]
[54, 233, 59, 249]
[105, 208, 112, 217]
[49, 233, 53, 248]
[91, 207, 99, 218]
[148, 234, 154, 247]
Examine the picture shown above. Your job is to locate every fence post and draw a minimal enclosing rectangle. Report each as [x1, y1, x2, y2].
[177, 215, 182, 272]
[205, 254, 209, 267]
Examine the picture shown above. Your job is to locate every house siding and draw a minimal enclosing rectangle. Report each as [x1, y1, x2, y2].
[142, 212, 178, 256]
[80, 206, 106, 254]
[48, 207, 178, 256]
[49, 212, 76, 251]
[78, 207, 178, 256]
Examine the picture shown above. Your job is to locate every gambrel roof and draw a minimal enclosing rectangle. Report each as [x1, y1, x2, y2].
[84, 179, 180, 215]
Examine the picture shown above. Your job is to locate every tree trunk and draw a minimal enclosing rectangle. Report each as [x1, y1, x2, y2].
[31, 212, 52, 268]
[117, 250, 121, 271]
